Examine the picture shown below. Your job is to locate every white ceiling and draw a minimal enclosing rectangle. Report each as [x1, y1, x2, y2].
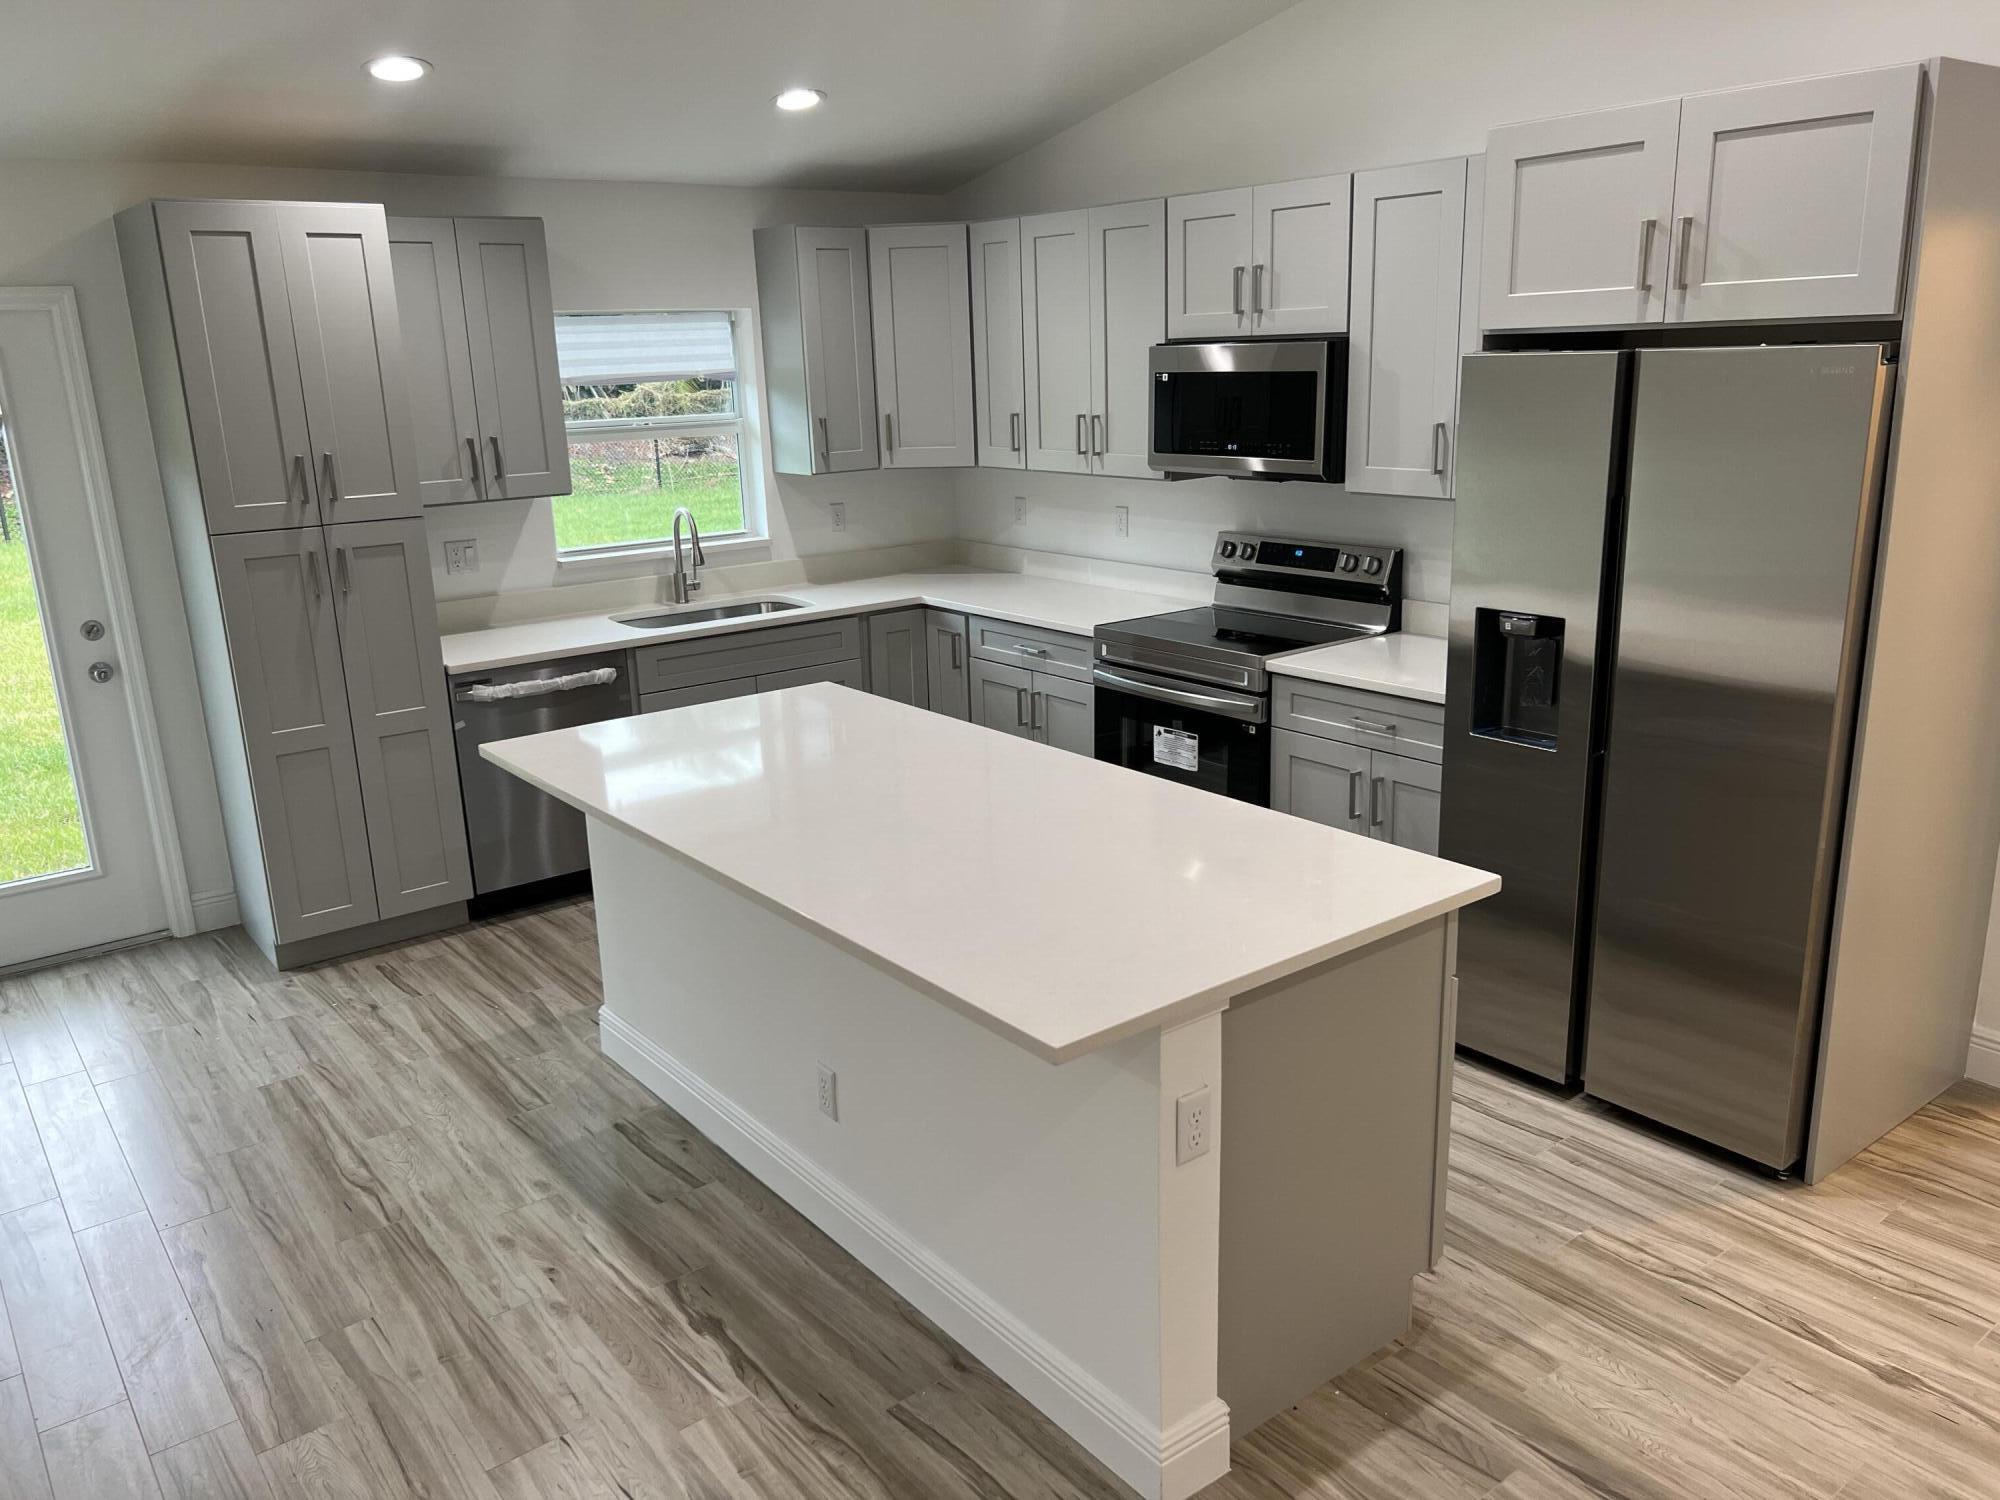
[3, 0, 1297, 192]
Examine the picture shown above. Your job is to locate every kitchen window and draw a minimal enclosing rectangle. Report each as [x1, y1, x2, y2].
[552, 310, 755, 556]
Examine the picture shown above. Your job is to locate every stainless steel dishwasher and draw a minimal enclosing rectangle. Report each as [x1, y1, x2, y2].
[450, 652, 633, 898]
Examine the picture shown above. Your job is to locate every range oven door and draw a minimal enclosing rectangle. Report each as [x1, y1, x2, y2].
[1148, 339, 1347, 480]
[1092, 664, 1270, 804]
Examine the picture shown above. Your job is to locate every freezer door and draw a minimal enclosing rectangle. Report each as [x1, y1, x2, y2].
[1440, 351, 1629, 1082]
[1585, 345, 1893, 1169]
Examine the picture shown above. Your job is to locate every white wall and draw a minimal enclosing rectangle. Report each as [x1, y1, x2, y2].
[0, 157, 948, 912]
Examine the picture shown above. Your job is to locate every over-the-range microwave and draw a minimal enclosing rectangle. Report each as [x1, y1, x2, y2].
[1147, 338, 1349, 482]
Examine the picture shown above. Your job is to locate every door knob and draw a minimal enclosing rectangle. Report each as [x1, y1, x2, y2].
[87, 661, 115, 684]
[79, 619, 105, 642]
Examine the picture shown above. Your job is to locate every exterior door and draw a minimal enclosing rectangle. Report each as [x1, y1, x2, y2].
[1019, 211, 1092, 474]
[281, 204, 421, 524]
[455, 217, 572, 498]
[0, 290, 174, 967]
[865, 608, 930, 708]
[969, 220, 1027, 469]
[1270, 729, 1369, 834]
[1032, 673, 1094, 757]
[326, 518, 472, 919]
[1669, 65, 1920, 323]
[869, 224, 975, 468]
[210, 527, 379, 943]
[793, 227, 879, 473]
[1087, 199, 1165, 479]
[969, 657, 1033, 739]
[152, 200, 321, 531]
[1480, 99, 1681, 330]
[1346, 158, 1468, 499]
[1166, 187, 1253, 340]
[1369, 750, 1442, 855]
[925, 610, 969, 720]
[386, 218, 484, 505]
[1250, 175, 1352, 335]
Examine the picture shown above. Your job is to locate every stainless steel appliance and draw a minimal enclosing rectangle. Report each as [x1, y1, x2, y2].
[1094, 531, 1400, 801]
[1441, 344, 1896, 1171]
[450, 653, 634, 898]
[1148, 340, 1349, 480]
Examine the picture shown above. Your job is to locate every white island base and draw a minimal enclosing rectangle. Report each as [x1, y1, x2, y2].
[485, 687, 1494, 1499]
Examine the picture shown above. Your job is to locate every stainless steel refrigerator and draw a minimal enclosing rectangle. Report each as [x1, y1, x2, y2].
[1440, 344, 1895, 1171]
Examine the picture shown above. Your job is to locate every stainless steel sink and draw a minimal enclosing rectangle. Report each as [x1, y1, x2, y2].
[614, 598, 807, 630]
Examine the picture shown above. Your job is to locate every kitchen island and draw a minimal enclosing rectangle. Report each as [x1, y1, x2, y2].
[484, 685, 1497, 1499]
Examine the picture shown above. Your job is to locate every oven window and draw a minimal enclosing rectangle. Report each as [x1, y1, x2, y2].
[1153, 370, 1320, 460]
[1096, 686, 1270, 804]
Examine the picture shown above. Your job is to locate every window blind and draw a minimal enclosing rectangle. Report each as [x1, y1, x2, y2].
[555, 311, 736, 385]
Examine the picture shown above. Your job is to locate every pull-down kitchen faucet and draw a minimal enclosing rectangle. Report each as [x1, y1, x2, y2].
[669, 507, 705, 604]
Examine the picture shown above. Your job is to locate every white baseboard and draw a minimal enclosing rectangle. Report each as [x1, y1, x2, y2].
[189, 888, 239, 934]
[599, 1008, 1226, 1500]
[1967, 1024, 2000, 1087]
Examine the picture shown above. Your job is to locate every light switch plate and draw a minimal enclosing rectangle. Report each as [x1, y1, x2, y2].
[443, 539, 479, 575]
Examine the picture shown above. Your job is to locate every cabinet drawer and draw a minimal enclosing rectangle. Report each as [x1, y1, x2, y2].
[1273, 678, 1444, 764]
[638, 677, 756, 714]
[967, 615, 1091, 683]
[634, 617, 861, 693]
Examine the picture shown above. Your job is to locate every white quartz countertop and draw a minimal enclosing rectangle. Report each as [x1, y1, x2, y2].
[483, 685, 1498, 1063]
[440, 570, 1194, 676]
[1270, 632, 1448, 704]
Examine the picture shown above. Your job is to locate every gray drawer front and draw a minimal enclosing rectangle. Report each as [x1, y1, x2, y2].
[634, 617, 861, 693]
[757, 661, 865, 693]
[967, 615, 1091, 683]
[1273, 678, 1444, 764]
[638, 677, 756, 714]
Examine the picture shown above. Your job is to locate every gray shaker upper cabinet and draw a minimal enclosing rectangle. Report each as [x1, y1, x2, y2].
[868, 224, 975, 468]
[1085, 198, 1166, 480]
[1019, 210, 1093, 475]
[454, 217, 572, 500]
[325, 517, 474, 918]
[280, 204, 421, 524]
[968, 220, 1027, 469]
[386, 218, 484, 506]
[1166, 176, 1351, 340]
[147, 200, 322, 532]
[753, 225, 879, 474]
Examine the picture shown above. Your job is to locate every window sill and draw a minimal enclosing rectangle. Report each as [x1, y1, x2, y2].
[554, 533, 772, 576]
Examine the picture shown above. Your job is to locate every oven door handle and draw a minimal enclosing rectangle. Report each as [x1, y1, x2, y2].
[1091, 665, 1266, 723]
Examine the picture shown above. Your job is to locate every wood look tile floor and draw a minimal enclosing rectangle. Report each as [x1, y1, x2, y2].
[0, 900, 1994, 1499]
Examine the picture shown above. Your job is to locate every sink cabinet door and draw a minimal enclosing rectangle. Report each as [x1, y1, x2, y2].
[969, 657, 1034, 739]
[865, 608, 931, 708]
[1271, 728, 1369, 834]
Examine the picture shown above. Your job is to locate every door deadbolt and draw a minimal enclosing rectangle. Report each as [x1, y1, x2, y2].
[79, 619, 105, 642]
[87, 661, 115, 684]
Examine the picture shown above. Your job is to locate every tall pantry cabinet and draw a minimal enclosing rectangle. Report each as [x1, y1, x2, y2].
[118, 198, 473, 967]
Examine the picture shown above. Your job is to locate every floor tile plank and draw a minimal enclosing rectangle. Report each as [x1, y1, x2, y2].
[0, 1199, 123, 1433]
[21, 1074, 144, 1232]
[0, 1377, 50, 1500]
[0, 1070, 55, 1222]
[37, 1401, 160, 1500]
[93, 1072, 227, 1230]
[149, 1422, 274, 1500]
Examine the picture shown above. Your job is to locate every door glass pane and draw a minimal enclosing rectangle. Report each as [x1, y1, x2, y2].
[0, 420, 89, 883]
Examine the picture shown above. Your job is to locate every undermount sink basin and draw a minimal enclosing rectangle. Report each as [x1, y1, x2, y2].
[615, 597, 807, 630]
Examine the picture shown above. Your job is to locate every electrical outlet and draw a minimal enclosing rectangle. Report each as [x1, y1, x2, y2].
[830, 501, 847, 532]
[817, 1063, 839, 1121]
[1014, 495, 1028, 523]
[443, 539, 479, 575]
[1114, 505, 1130, 539]
[1175, 1085, 1211, 1165]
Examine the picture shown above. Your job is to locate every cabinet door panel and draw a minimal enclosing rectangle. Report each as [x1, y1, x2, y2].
[870, 225, 974, 467]
[153, 201, 319, 531]
[282, 204, 420, 523]
[456, 218, 572, 498]
[327, 518, 472, 918]
[865, 608, 930, 708]
[925, 610, 970, 720]
[796, 227, 879, 473]
[388, 218, 483, 505]
[1371, 749, 1442, 855]
[1252, 175, 1351, 335]
[1020, 211, 1092, 474]
[1481, 99, 1681, 330]
[969, 657, 1034, 738]
[1166, 187, 1253, 340]
[1033, 672, 1094, 757]
[969, 220, 1027, 469]
[1347, 159, 1467, 499]
[1088, 199, 1165, 480]
[757, 661, 864, 693]
[1270, 729, 1369, 833]
[210, 529, 377, 939]
[1670, 65, 1919, 323]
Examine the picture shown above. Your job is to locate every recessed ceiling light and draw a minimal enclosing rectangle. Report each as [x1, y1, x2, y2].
[366, 55, 432, 83]
[774, 87, 826, 113]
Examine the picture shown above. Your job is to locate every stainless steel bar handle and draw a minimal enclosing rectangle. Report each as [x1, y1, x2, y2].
[1091, 665, 1265, 723]
[1430, 422, 1447, 477]
[464, 434, 481, 487]
[1636, 217, 1658, 293]
[1091, 414, 1104, 456]
[292, 453, 308, 502]
[1370, 776, 1386, 828]
[1009, 412, 1022, 452]
[1232, 265, 1245, 318]
[1251, 263, 1265, 317]
[1017, 644, 1048, 658]
[1030, 690, 1041, 734]
[1015, 685, 1029, 727]
[335, 545, 350, 597]
[816, 416, 830, 467]
[305, 547, 322, 599]
[321, 451, 338, 504]
[883, 412, 894, 457]
[1075, 413, 1087, 456]
[490, 434, 508, 479]
[1673, 215, 1694, 292]
[1352, 715, 1398, 736]
[950, 634, 962, 669]
[1346, 768, 1363, 821]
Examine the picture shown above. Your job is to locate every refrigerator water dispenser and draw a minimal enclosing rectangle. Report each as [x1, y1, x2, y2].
[1471, 609, 1562, 748]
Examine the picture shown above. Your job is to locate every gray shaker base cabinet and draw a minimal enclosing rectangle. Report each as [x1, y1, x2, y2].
[1271, 727, 1441, 855]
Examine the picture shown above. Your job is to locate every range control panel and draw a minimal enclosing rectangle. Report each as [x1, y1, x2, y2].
[1211, 531, 1400, 587]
